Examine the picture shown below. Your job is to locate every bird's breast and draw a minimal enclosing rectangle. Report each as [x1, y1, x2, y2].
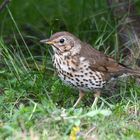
[53, 54, 106, 90]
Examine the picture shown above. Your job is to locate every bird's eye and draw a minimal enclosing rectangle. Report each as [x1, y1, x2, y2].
[59, 38, 65, 44]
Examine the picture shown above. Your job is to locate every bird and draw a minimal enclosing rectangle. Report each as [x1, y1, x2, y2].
[40, 31, 140, 107]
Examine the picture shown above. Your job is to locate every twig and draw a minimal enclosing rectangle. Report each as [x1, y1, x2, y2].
[85, 125, 96, 137]
[0, 0, 11, 12]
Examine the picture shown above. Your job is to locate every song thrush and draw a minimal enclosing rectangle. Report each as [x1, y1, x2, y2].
[40, 31, 140, 107]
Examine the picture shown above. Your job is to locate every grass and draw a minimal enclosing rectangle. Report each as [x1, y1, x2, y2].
[0, 0, 140, 139]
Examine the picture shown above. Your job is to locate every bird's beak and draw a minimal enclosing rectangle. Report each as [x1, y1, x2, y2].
[40, 39, 54, 45]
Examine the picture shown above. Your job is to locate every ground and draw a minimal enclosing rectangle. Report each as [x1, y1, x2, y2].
[0, 0, 140, 139]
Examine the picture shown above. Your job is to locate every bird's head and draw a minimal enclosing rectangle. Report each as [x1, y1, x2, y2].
[40, 31, 81, 55]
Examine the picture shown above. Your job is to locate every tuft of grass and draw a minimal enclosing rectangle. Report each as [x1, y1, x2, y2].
[0, 0, 140, 139]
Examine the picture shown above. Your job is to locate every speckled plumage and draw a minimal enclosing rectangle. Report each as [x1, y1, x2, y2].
[53, 52, 106, 91]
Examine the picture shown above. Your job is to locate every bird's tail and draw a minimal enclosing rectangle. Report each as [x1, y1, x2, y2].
[125, 68, 140, 77]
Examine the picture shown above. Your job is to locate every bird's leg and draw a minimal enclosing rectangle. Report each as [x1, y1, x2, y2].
[92, 90, 101, 107]
[73, 90, 85, 108]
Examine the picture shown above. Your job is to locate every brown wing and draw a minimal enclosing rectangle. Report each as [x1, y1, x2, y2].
[80, 42, 127, 77]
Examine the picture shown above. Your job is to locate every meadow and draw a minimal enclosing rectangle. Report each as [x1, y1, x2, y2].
[0, 0, 140, 139]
